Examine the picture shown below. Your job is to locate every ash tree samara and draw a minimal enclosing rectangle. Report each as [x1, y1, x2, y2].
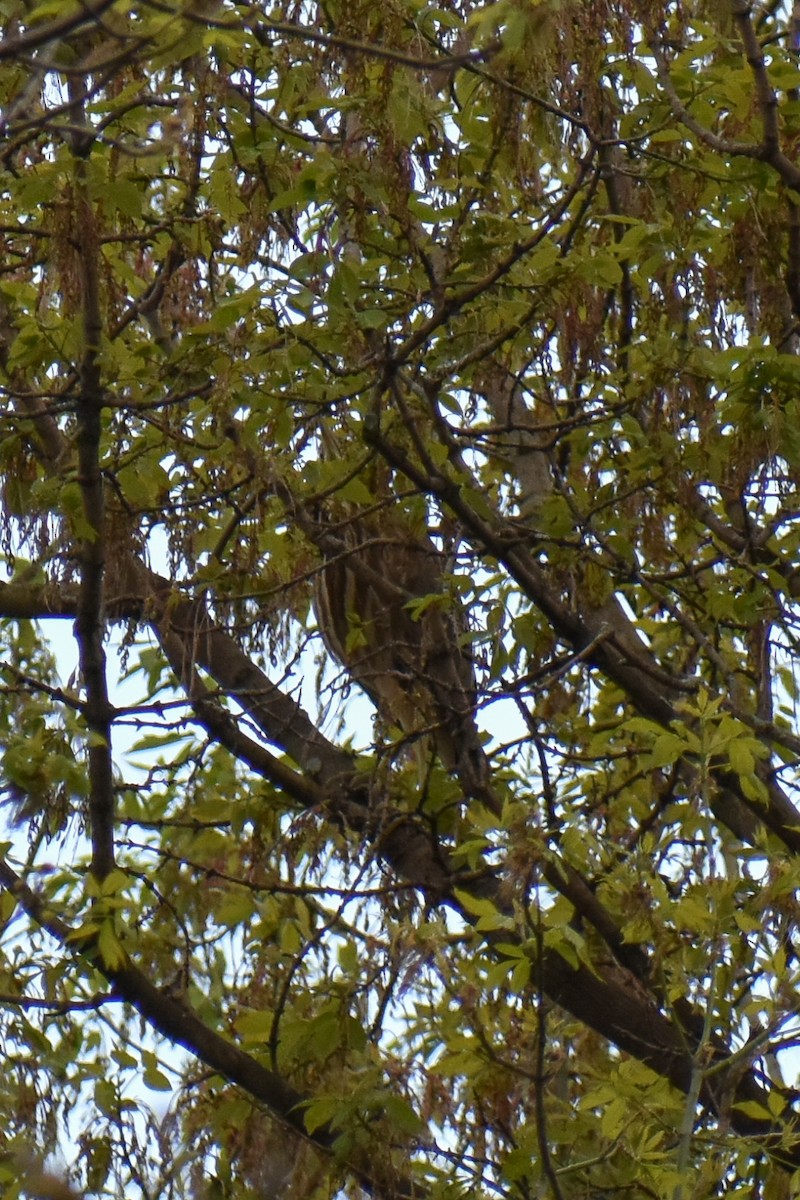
[3, 1, 800, 1197]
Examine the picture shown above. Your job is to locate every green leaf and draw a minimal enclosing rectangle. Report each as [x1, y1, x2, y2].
[453, 888, 500, 919]
[733, 1100, 772, 1121]
[97, 920, 127, 970]
[142, 1058, 173, 1092]
[303, 1096, 340, 1135]
[650, 732, 688, 768]
[382, 1094, 424, 1136]
[234, 1009, 274, 1042]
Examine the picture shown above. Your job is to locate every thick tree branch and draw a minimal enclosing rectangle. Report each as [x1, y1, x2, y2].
[71, 106, 115, 883]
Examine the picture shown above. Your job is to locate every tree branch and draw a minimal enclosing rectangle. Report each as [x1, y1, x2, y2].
[71, 92, 115, 883]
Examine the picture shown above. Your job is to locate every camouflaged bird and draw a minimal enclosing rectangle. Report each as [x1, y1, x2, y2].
[311, 452, 497, 814]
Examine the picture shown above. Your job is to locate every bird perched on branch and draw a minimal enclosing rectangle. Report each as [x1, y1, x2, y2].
[311, 447, 497, 815]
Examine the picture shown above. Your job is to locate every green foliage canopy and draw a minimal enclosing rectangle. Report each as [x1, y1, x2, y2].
[2, 1, 800, 1196]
